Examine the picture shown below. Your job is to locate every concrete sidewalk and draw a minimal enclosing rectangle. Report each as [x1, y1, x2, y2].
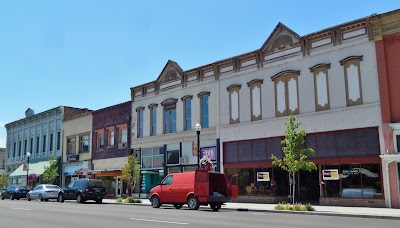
[102, 199, 400, 219]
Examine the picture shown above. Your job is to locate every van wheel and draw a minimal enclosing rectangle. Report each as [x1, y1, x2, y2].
[210, 204, 221, 211]
[187, 196, 199, 210]
[58, 194, 64, 203]
[151, 196, 161, 208]
[10, 194, 14, 200]
[173, 204, 183, 209]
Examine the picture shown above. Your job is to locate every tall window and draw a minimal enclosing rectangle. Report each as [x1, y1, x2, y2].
[67, 137, 76, 155]
[24, 139, 27, 156]
[248, 79, 263, 121]
[109, 131, 114, 146]
[162, 99, 177, 134]
[99, 133, 105, 149]
[57, 131, 61, 150]
[79, 134, 90, 153]
[227, 85, 241, 124]
[49, 133, 54, 151]
[340, 56, 363, 107]
[13, 142, 16, 157]
[310, 64, 330, 111]
[396, 135, 400, 153]
[198, 92, 210, 128]
[30, 138, 33, 154]
[18, 140, 22, 157]
[36, 136, 40, 154]
[137, 107, 144, 138]
[272, 70, 300, 117]
[42, 135, 47, 153]
[181, 96, 192, 131]
[148, 104, 158, 136]
[119, 127, 128, 148]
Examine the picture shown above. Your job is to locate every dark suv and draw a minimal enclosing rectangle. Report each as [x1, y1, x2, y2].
[58, 179, 107, 204]
[1, 185, 31, 200]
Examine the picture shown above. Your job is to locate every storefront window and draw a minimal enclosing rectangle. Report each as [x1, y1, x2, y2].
[321, 165, 340, 197]
[97, 176, 115, 193]
[255, 167, 273, 195]
[360, 164, 381, 198]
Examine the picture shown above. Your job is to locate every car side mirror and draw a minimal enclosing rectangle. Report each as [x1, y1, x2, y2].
[158, 182, 163, 186]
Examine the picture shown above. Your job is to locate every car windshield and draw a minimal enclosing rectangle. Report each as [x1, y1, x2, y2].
[88, 180, 106, 188]
[45, 185, 60, 189]
[15, 185, 27, 189]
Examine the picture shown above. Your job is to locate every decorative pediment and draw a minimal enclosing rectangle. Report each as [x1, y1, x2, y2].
[157, 60, 184, 83]
[261, 22, 301, 52]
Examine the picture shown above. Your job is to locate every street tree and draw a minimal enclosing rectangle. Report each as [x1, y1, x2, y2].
[122, 154, 141, 196]
[42, 154, 59, 184]
[271, 114, 317, 204]
[0, 172, 9, 188]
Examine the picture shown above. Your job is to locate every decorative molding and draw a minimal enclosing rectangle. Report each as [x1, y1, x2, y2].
[147, 103, 158, 109]
[226, 84, 242, 91]
[309, 63, 331, 72]
[197, 91, 211, 98]
[161, 98, 178, 106]
[339, 55, 363, 66]
[180, 95, 193, 101]
[247, 79, 264, 87]
[135, 106, 145, 112]
[271, 70, 300, 81]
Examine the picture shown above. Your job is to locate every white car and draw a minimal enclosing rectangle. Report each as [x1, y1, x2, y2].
[27, 184, 61, 202]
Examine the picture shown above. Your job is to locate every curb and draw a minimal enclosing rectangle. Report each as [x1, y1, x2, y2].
[104, 201, 400, 220]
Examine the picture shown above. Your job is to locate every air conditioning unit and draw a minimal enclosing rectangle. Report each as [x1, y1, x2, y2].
[179, 157, 189, 164]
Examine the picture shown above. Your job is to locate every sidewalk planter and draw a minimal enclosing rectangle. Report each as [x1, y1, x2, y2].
[320, 197, 385, 208]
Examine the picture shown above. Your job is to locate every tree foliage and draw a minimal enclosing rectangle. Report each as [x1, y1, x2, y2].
[0, 172, 9, 188]
[271, 114, 317, 204]
[42, 154, 59, 184]
[122, 154, 141, 196]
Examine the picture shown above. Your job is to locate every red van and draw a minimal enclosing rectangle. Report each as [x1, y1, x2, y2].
[149, 170, 238, 211]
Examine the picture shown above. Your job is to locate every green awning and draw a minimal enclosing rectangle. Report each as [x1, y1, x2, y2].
[9, 161, 51, 178]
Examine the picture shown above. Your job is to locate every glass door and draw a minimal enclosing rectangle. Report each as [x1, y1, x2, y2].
[116, 176, 122, 197]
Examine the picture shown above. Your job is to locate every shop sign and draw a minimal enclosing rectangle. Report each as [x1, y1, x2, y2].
[342, 169, 360, 175]
[257, 172, 270, 181]
[322, 169, 339, 180]
[67, 155, 80, 162]
[200, 147, 216, 161]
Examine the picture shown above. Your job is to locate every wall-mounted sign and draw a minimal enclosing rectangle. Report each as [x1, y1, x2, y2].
[200, 147, 216, 161]
[342, 169, 360, 175]
[322, 169, 339, 180]
[257, 172, 270, 181]
[67, 155, 80, 162]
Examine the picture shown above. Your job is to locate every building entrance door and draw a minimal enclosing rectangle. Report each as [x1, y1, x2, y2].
[298, 168, 320, 203]
[116, 176, 122, 197]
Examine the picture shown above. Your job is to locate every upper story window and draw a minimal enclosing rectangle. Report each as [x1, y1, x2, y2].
[118, 124, 128, 148]
[227, 85, 241, 124]
[248, 79, 263, 121]
[181, 96, 192, 131]
[18, 140, 22, 157]
[24, 139, 27, 156]
[49, 133, 54, 151]
[198, 92, 210, 128]
[271, 70, 300, 117]
[30, 138, 33, 154]
[396, 135, 400, 153]
[136, 107, 145, 138]
[42, 135, 46, 153]
[107, 127, 115, 146]
[79, 134, 90, 153]
[67, 137, 76, 155]
[310, 64, 331, 111]
[35, 136, 39, 154]
[162, 98, 178, 134]
[57, 132, 61, 150]
[340, 56, 363, 107]
[13, 142, 16, 157]
[148, 104, 158, 136]
[98, 132, 105, 149]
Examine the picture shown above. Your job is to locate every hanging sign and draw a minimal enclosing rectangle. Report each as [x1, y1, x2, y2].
[322, 169, 339, 180]
[257, 172, 270, 181]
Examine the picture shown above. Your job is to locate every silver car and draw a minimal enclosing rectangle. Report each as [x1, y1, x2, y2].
[27, 184, 61, 202]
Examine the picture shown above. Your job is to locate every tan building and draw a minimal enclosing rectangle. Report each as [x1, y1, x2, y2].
[62, 110, 93, 187]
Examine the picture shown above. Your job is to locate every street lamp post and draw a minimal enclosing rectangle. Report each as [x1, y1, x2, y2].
[26, 152, 31, 186]
[195, 121, 202, 167]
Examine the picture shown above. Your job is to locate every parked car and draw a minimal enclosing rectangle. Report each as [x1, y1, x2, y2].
[27, 184, 61, 202]
[1, 185, 31, 200]
[149, 170, 238, 211]
[58, 179, 107, 204]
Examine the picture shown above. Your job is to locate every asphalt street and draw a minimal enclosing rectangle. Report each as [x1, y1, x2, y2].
[0, 199, 399, 228]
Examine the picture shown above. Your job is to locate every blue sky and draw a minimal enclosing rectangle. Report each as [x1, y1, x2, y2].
[0, 1, 399, 147]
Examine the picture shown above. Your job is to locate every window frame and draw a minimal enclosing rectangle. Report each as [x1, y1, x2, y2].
[247, 79, 264, 121]
[67, 136, 77, 155]
[272, 70, 300, 117]
[161, 98, 178, 134]
[310, 64, 331, 111]
[340, 56, 363, 107]
[148, 104, 158, 136]
[79, 133, 90, 153]
[227, 85, 241, 124]
[198, 92, 210, 128]
[136, 107, 145, 138]
[181, 96, 192, 131]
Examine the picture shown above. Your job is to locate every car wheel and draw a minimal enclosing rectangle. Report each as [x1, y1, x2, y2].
[39, 194, 44, 202]
[173, 204, 183, 209]
[96, 199, 102, 204]
[1, 194, 4, 200]
[58, 194, 64, 203]
[76, 194, 84, 203]
[187, 196, 199, 210]
[27, 194, 31, 201]
[10, 194, 14, 200]
[17, 198, 20, 200]
[210, 204, 222, 211]
[150, 196, 161, 208]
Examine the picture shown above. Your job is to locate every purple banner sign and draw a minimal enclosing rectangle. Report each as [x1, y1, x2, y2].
[200, 147, 216, 161]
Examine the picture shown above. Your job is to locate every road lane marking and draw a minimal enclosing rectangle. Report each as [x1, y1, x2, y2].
[10, 208, 32, 211]
[129, 218, 188, 225]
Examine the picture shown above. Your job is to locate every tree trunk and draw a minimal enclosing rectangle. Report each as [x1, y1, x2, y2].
[289, 172, 292, 204]
[292, 173, 296, 205]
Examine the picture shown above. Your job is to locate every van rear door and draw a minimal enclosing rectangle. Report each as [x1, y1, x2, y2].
[230, 174, 239, 198]
[194, 170, 209, 197]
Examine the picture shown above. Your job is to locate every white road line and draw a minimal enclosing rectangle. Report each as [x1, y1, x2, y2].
[129, 218, 188, 225]
[10, 208, 32, 211]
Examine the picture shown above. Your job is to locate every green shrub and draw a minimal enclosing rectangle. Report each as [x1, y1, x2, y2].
[274, 203, 285, 210]
[123, 197, 142, 203]
[305, 203, 315, 211]
[293, 203, 306, 211]
[116, 198, 123, 203]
